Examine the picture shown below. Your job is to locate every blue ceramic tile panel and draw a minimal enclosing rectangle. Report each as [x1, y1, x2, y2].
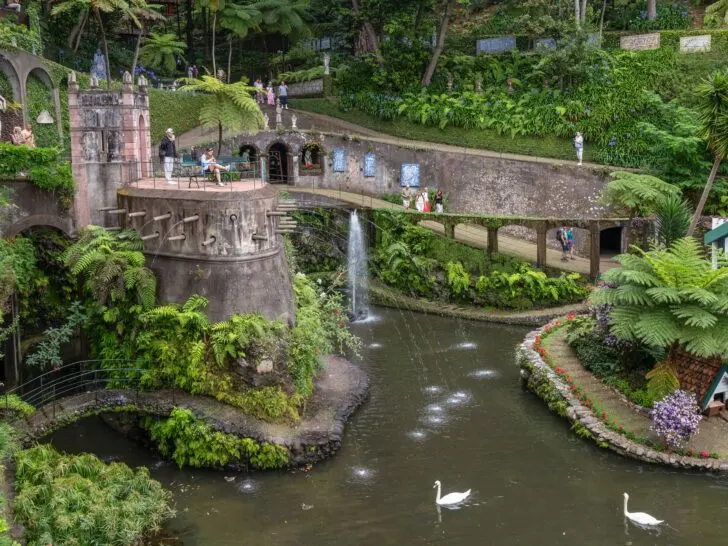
[364, 152, 376, 177]
[333, 148, 346, 172]
[476, 36, 516, 54]
[400, 164, 420, 187]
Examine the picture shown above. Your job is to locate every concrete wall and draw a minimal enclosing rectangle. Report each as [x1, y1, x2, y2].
[117, 184, 295, 324]
[0, 180, 74, 237]
[287, 79, 324, 97]
[217, 130, 610, 220]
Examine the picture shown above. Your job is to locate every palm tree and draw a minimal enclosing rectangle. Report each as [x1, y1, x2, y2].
[52, 0, 136, 89]
[126, 0, 165, 76]
[139, 32, 187, 75]
[179, 75, 265, 155]
[687, 71, 728, 236]
[254, 0, 309, 35]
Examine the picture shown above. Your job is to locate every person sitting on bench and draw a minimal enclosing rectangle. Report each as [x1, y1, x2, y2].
[201, 148, 230, 186]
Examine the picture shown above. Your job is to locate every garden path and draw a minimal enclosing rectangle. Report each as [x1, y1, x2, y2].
[549, 330, 728, 457]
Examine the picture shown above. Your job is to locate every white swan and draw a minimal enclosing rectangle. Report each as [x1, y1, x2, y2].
[433, 480, 471, 505]
[623, 493, 663, 526]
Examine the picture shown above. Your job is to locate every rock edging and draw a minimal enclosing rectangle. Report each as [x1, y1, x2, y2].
[14, 356, 369, 469]
[517, 326, 728, 473]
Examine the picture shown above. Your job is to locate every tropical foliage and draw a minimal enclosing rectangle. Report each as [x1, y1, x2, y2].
[591, 238, 728, 366]
[144, 407, 289, 469]
[14, 445, 174, 545]
[599, 172, 681, 217]
[139, 32, 186, 74]
[179, 76, 265, 155]
[0, 144, 74, 200]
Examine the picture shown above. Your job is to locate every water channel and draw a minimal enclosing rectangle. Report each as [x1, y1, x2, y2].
[49, 307, 728, 545]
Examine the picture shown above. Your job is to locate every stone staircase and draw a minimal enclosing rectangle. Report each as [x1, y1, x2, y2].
[273, 198, 298, 235]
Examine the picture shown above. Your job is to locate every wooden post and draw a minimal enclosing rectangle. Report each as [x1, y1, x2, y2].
[590, 223, 601, 280]
[536, 224, 547, 268]
[487, 227, 499, 255]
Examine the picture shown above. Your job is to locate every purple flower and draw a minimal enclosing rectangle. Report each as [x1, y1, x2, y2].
[650, 390, 702, 449]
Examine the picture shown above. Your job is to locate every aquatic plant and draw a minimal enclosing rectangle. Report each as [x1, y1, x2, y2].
[14, 445, 173, 545]
[650, 389, 702, 449]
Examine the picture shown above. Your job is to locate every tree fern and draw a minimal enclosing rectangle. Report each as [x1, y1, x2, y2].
[599, 171, 681, 217]
[592, 237, 728, 364]
[645, 361, 680, 403]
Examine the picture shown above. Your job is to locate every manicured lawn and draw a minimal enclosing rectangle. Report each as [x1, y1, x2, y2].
[292, 97, 597, 163]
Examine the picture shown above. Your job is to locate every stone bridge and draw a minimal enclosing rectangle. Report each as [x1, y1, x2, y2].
[9, 355, 368, 468]
[289, 188, 633, 279]
[0, 179, 74, 237]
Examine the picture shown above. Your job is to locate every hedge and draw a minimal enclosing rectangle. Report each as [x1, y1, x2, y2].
[148, 89, 207, 144]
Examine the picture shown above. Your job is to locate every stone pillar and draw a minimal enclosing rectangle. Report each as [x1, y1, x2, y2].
[260, 156, 268, 182]
[67, 71, 91, 229]
[590, 223, 601, 279]
[444, 221, 454, 239]
[487, 226, 499, 256]
[536, 223, 547, 268]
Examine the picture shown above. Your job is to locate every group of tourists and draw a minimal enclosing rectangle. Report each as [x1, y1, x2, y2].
[401, 186, 444, 213]
[253, 79, 288, 109]
[159, 127, 231, 186]
[556, 226, 576, 262]
[10, 124, 35, 148]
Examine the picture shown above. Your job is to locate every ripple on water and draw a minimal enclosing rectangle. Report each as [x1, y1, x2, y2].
[352, 314, 382, 325]
[422, 414, 447, 427]
[426, 404, 445, 413]
[367, 343, 383, 349]
[348, 466, 376, 483]
[424, 385, 444, 395]
[445, 391, 472, 406]
[236, 478, 261, 494]
[407, 429, 427, 441]
[454, 342, 478, 350]
[469, 369, 499, 379]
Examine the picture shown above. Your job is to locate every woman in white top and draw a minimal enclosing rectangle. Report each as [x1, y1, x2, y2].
[201, 148, 230, 186]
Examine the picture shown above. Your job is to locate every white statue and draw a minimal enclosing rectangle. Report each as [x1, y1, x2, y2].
[91, 49, 107, 81]
[263, 113, 270, 130]
[291, 114, 298, 129]
[324, 53, 330, 75]
[275, 99, 283, 128]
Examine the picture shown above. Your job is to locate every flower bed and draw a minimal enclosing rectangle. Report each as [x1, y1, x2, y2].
[518, 316, 726, 470]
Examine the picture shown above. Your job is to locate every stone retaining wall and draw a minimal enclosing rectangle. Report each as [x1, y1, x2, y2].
[516, 326, 728, 473]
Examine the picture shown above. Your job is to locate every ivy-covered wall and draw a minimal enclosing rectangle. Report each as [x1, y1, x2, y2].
[26, 73, 59, 148]
[0, 70, 21, 143]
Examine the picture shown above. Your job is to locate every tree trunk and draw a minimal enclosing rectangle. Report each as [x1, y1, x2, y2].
[647, 0, 657, 20]
[580, 0, 587, 22]
[421, 2, 453, 87]
[351, 0, 382, 62]
[203, 8, 209, 64]
[217, 120, 223, 157]
[574, 0, 581, 25]
[131, 29, 142, 78]
[687, 156, 722, 236]
[211, 12, 217, 76]
[185, 0, 194, 61]
[94, 9, 112, 89]
[227, 36, 232, 83]
[599, 0, 607, 38]
[69, 10, 88, 53]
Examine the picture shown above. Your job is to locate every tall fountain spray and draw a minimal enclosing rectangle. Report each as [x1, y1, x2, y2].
[348, 210, 369, 319]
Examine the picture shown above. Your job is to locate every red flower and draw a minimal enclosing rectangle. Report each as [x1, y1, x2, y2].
[700, 450, 709, 458]
[618, 425, 624, 432]
[601, 411, 607, 419]
[570, 384, 578, 391]
[566, 312, 577, 320]
[565, 375, 571, 383]
[687, 450, 693, 456]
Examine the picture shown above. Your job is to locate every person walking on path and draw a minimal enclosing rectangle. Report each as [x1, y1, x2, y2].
[434, 189, 444, 213]
[423, 186, 431, 212]
[415, 189, 426, 212]
[556, 227, 569, 262]
[401, 185, 413, 209]
[254, 78, 263, 104]
[159, 128, 177, 184]
[278, 81, 288, 109]
[573, 132, 584, 166]
[267, 85, 275, 107]
[566, 226, 575, 260]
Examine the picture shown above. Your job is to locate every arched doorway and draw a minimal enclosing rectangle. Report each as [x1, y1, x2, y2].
[268, 142, 289, 184]
[600, 227, 622, 256]
[138, 114, 149, 177]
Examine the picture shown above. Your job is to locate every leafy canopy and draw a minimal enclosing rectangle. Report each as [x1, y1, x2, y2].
[591, 237, 728, 359]
[600, 171, 681, 217]
[139, 32, 187, 74]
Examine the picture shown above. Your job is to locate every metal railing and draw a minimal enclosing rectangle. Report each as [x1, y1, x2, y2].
[3, 359, 153, 420]
[124, 159, 267, 191]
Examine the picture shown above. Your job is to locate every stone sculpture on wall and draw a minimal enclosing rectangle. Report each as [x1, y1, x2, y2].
[91, 49, 107, 81]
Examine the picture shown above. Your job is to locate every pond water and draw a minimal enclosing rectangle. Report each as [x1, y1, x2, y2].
[49, 307, 728, 546]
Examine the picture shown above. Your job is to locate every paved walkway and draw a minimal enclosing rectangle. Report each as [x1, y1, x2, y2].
[291, 187, 618, 275]
[549, 330, 728, 456]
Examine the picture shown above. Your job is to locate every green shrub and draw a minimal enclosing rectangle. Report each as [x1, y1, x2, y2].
[0, 395, 35, 419]
[26, 74, 60, 149]
[14, 445, 173, 545]
[446, 261, 471, 299]
[144, 407, 289, 469]
[0, 144, 74, 198]
[148, 89, 208, 143]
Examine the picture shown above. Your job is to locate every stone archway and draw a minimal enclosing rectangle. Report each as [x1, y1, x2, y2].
[599, 226, 623, 256]
[0, 55, 22, 143]
[237, 144, 260, 178]
[268, 142, 291, 184]
[25, 67, 61, 147]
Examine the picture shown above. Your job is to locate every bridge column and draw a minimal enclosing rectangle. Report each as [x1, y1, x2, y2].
[487, 227, 499, 256]
[536, 223, 547, 268]
[444, 221, 455, 239]
[590, 223, 601, 280]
